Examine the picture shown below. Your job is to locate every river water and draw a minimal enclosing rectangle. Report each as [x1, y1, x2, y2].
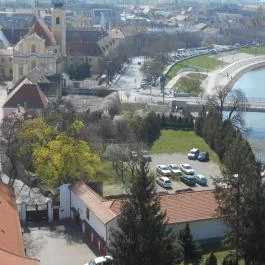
[232, 69, 265, 162]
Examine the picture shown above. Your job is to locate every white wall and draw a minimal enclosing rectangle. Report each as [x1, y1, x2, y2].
[59, 184, 71, 219]
[70, 191, 107, 241]
[168, 218, 226, 241]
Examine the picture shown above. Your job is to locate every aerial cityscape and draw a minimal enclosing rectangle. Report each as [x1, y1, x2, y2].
[0, 0, 265, 265]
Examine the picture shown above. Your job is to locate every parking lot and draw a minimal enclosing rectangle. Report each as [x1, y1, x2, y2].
[150, 152, 221, 192]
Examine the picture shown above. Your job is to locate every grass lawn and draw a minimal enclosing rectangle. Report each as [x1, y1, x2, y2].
[95, 160, 120, 184]
[239, 46, 265, 55]
[151, 130, 219, 164]
[166, 55, 221, 83]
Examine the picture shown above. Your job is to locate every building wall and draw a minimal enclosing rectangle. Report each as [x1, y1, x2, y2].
[13, 34, 58, 81]
[0, 50, 13, 80]
[168, 218, 225, 241]
[70, 191, 107, 241]
[66, 55, 100, 73]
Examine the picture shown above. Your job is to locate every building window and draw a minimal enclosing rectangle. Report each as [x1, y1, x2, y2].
[19, 67, 23, 75]
[1, 58, 4, 63]
[31, 44, 36, 53]
[86, 208, 90, 220]
[89, 58, 92, 62]
[9, 57, 12, 62]
[56, 17, 60, 25]
[9, 68, 12, 74]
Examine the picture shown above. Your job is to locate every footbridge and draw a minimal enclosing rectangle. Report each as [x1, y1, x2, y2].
[174, 96, 265, 113]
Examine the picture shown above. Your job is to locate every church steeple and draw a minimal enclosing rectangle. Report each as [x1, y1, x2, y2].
[51, 0, 66, 56]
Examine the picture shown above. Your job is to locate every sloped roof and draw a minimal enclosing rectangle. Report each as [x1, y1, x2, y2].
[3, 81, 49, 109]
[72, 182, 219, 225]
[0, 183, 28, 256]
[66, 30, 108, 42]
[0, 249, 39, 265]
[29, 19, 56, 46]
[71, 182, 118, 224]
[66, 41, 103, 56]
[110, 190, 218, 224]
[2, 28, 29, 45]
[0, 183, 39, 265]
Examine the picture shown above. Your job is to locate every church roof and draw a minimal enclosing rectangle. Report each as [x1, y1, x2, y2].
[29, 19, 56, 46]
[3, 80, 49, 110]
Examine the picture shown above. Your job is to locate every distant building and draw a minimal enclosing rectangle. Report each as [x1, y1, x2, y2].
[12, 1, 66, 82]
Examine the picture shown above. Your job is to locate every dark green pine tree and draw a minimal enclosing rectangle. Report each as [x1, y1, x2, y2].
[109, 161, 182, 265]
[204, 252, 217, 265]
[178, 223, 202, 265]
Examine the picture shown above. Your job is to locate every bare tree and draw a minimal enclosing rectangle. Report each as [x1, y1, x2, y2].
[0, 114, 22, 186]
[207, 85, 248, 128]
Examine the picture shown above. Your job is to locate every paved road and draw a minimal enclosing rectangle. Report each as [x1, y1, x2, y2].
[23, 221, 96, 265]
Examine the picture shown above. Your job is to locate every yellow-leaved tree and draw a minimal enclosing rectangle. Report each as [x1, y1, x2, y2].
[18, 117, 100, 188]
[33, 133, 100, 187]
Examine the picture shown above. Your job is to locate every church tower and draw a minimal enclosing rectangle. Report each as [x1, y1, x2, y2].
[51, 0, 66, 56]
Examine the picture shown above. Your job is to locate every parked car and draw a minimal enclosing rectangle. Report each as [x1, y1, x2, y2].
[129, 151, 138, 161]
[194, 174, 208, 186]
[180, 175, 196, 186]
[187, 148, 200, 160]
[198, 152, 209, 162]
[156, 176, 172, 188]
[168, 164, 182, 175]
[179, 163, 194, 175]
[86, 256, 113, 265]
[156, 165, 171, 176]
[141, 150, 152, 161]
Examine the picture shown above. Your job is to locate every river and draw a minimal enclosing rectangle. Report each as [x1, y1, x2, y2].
[233, 69, 265, 162]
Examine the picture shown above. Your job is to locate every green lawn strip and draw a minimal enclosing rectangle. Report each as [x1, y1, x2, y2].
[95, 160, 120, 185]
[238, 46, 265, 55]
[186, 73, 207, 80]
[151, 130, 219, 164]
[173, 77, 201, 96]
[166, 56, 221, 83]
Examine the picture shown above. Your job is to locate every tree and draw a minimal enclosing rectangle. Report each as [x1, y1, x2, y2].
[0, 114, 23, 186]
[109, 161, 182, 265]
[207, 84, 248, 128]
[205, 252, 217, 265]
[178, 223, 202, 265]
[222, 254, 239, 265]
[32, 133, 100, 188]
[68, 63, 91, 80]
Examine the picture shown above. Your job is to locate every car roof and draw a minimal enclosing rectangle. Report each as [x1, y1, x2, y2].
[159, 176, 171, 181]
[93, 256, 113, 264]
[199, 151, 208, 155]
[184, 175, 194, 179]
[157, 164, 168, 167]
[168, 163, 178, 167]
[190, 148, 199, 152]
[182, 163, 191, 167]
[195, 174, 206, 178]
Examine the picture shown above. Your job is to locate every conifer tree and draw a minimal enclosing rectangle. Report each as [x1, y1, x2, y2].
[205, 252, 217, 265]
[178, 223, 202, 265]
[109, 161, 182, 265]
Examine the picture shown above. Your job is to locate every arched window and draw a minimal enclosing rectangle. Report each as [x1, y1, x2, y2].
[31, 44, 36, 53]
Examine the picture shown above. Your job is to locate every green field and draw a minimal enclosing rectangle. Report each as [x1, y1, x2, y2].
[173, 73, 207, 96]
[166, 56, 221, 83]
[239, 46, 265, 55]
[151, 130, 219, 163]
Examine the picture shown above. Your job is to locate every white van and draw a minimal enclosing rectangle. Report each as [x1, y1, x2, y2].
[85, 256, 113, 265]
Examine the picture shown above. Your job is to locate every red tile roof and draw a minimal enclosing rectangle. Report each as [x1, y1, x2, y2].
[73, 182, 219, 225]
[29, 19, 56, 46]
[3, 82, 49, 110]
[71, 182, 118, 224]
[0, 248, 39, 265]
[0, 183, 39, 265]
[110, 190, 218, 224]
